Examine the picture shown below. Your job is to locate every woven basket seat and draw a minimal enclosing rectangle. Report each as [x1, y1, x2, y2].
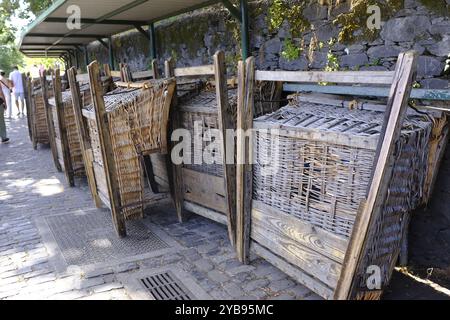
[252, 100, 434, 296]
[178, 88, 238, 178]
[84, 79, 174, 219]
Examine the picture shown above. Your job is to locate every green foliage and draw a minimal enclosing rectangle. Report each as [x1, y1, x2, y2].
[334, 0, 405, 44]
[319, 38, 340, 85]
[0, 46, 24, 74]
[267, 0, 310, 38]
[281, 38, 301, 61]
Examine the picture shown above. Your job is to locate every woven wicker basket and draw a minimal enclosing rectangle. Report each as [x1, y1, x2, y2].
[30, 85, 53, 146]
[252, 99, 434, 298]
[48, 84, 91, 175]
[84, 80, 174, 220]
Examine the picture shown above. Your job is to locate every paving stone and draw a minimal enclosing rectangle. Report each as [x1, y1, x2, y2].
[287, 284, 312, 299]
[84, 268, 114, 279]
[207, 269, 230, 283]
[113, 262, 139, 274]
[223, 282, 246, 298]
[267, 279, 296, 292]
[92, 282, 124, 293]
[225, 264, 256, 276]
[242, 278, 270, 292]
[193, 259, 214, 272]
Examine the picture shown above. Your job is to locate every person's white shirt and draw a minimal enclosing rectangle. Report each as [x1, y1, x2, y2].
[9, 70, 24, 94]
[0, 76, 12, 118]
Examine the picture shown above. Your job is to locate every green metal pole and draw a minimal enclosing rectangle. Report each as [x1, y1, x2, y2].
[108, 36, 115, 70]
[240, 0, 249, 60]
[149, 22, 157, 60]
[84, 45, 89, 71]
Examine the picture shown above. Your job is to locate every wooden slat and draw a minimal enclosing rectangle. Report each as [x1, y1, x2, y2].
[53, 68, 75, 186]
[214, 51, 237, 247]
[334, 51, 418, 300]
[182, 168, 227, 214]
[68, 67, 102, 208]
[183, 201, 228, 225]
[251, 214, 342, 288]
[251, 242, 333, 299]
[132, 70, 154, 79]
[252, 200, 348, 263]
[252, 122, 379, 151]
[88, 61, 126, 237]
[165, 57, 185, 223]
[174, 64, 215, 77]
[41, 74, 61, 172]
[256, 70, 394, 85]
[236, 57, 254, 264]
[110, 70, 122, 78]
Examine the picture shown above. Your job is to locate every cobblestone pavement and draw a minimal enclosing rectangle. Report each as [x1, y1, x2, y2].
[0, 117, 319, 300]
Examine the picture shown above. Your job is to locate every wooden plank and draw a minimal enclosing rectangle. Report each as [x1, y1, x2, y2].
[183, 201, 228, 225]
[252, 200, 348, 263]
[88, 61, 126, 237]
[114, 81, 152, 88]
[132, 70, 154, 80]
[151, 59, 159, 79]
[334, 51, 418, 300]
[284, 84, 450, 103]
[110, 70, 121, 78]
[24, 76, 33, 141]
[252, 122, 379, 151]
[214, 50, 237, 247]
[251, 213, 342, 288]
[68, 67, 102, 208]
[174, 64, 215, 77]
[53, 69, 75, 187]
[251, 242, 334, 300]
[256, 70, 394, 85]
[42, 75, 61, 172]
[165, 57, 185, 223]
[182, 168, 227, 214]
[236, 57, 254, 264]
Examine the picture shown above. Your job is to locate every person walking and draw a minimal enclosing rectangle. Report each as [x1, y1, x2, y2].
[0, 88, 10, 143]
[0, 70, 12, 119]
[9, 66, 26, 117]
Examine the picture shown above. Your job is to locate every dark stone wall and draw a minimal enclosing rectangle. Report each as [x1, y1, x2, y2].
[79, 0, 449, 89]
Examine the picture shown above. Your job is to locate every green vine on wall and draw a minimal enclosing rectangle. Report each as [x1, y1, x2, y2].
[268, 0, 311, 61]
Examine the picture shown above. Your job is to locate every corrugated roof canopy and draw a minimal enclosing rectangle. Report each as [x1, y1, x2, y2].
[19, 0, 221, 58]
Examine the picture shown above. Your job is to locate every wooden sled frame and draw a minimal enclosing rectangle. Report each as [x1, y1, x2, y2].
[165, 50, 237, 247]
[117, 59, 160, 83]
[236, 51, 418, 299]
[69, 61, 176, 237]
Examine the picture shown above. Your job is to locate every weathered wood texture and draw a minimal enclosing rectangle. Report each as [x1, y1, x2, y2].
[68, 67, 102, 207]
[88, 61, 127, 237]
[52, 69, 75, 186]
[214, 51, 237, 247]
[334, 51, 418, 300]
[42, 75, 61, 172]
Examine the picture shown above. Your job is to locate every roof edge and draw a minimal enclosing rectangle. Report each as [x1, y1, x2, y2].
[18, 0, 69, 49]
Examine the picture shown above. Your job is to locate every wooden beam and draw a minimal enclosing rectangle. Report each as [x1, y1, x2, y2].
[334, 51, 418, 300]
[236, 57, 254, 263]
[151, 59, 159, 79]
[214, 50, 237, 247]
[41, 74, 61, 172]
[67, 67, 102, 207]
[255, 70, 395, 85]
[53, 68, 75, 186]
[174, 65, 215, 77]
[88, 61, 126, 237]
[165, 57, 185, 223]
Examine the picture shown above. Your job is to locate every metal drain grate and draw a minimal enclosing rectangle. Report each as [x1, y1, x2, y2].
[42, 212, 172, 267]
[140, 271, 195, 300]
